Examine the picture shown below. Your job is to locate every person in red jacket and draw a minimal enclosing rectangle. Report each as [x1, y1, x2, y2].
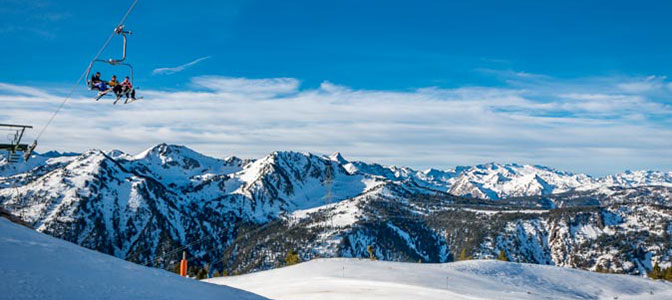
[120, 76, 136, 100]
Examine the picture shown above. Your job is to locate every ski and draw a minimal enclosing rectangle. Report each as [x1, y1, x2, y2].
[94, 92, 106, 101]
[124, 96, 142, 104]
[94, 88, 113, 101]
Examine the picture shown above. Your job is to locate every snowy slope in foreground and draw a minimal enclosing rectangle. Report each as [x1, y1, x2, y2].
[207, 258, 672, 300]
[0, 217, 266, 300]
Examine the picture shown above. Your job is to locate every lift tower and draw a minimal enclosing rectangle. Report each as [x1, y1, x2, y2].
[0, 124, 35, 163]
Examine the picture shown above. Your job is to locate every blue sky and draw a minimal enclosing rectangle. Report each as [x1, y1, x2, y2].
[1, 0, 672, 175]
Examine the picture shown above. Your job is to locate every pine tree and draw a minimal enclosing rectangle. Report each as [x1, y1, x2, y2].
[188, 265, 198, 277]
[285, 249, 300, 266]
[196, 267, 207, 280]
[367, 245, 376, 261]
[595, 265, 604, 273]
[650, 262, 662, 280]
[664, 267, 672, 281]
[497, 250, 508, 262]
[459, 249, 470, 261]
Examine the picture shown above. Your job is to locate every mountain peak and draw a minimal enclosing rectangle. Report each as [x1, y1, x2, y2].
[106, 149, 126, 158]
[39, 151, 80, 158]
[329, 152, 348, 164]
[134, 143, 202, 160]
[475, 162, 502, 170]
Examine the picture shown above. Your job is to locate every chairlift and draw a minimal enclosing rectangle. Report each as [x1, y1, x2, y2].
[84, 25, 138, 104]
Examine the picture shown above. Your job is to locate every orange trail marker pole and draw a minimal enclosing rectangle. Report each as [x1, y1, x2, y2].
[180, 251, 188, 277]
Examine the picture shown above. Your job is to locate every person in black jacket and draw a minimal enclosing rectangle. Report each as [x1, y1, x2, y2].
[91, 72, 108, 92]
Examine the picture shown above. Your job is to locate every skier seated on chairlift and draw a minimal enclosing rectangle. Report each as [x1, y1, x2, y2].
[90, 72, 109, 93]
[120, 76, 136, 100]
[108, 75, 123, 98]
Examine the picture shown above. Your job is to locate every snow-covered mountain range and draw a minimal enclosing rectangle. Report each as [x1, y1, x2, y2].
[1, 144, 671, 277]
[343, 159, 672, 200]
[2, 144, 671, 201]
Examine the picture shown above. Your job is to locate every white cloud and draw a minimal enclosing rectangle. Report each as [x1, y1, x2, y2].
[617, 75, 666, 93]
[1, 73, 671, 176]
[152, 56, 212, 75]
[190, 76, 300, 97]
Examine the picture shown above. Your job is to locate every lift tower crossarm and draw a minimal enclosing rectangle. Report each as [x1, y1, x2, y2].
[0, 124, 33, 129]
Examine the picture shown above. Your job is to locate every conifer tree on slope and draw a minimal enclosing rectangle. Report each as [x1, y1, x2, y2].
[285, 249, 300, 266]
[459, 249, 470, 261]
[649, 262, 662, 279]
[595, 265, 605, 273]
[497, 250, 509, 262]
[664, 266, 672, 281]
[367, 245, 376, 261]
[196, 267, 208, 280]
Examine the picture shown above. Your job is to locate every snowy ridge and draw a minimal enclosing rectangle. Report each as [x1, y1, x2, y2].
[599, 170, 672, 189]
[207, 258, 672, 300]
[446, 163, 593, 199]
[0, 217, 266, 300]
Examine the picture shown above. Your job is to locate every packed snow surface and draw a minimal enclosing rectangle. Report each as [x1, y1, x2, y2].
[0, 217, 266, 300]
[207, 258, 672, 300]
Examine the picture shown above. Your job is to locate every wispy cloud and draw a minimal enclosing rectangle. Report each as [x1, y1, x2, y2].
[617, 75, 666, 93]
[0, 82, 54, 98]
[2, 71, 671, 176]
[152, 56, 212, 75]
[190, 76, 300, 97]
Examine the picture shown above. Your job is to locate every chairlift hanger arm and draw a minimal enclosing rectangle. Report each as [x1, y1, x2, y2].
[109, 25, 131, 64]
